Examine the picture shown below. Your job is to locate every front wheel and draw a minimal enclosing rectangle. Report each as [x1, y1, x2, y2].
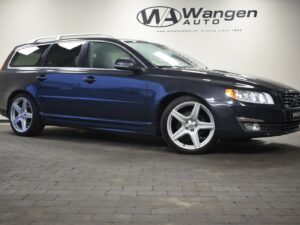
[161, 96, 216, 154]
[9, 94, 44, 136]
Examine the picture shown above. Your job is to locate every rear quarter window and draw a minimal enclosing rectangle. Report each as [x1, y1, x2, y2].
[10, 45, 49, 67]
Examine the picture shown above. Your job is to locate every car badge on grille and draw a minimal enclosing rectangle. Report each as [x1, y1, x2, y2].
[292, 95, 298, 105]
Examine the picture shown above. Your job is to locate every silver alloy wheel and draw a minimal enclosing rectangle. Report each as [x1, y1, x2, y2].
[10, 97, 33, 133]
[167, 101, 215, 151]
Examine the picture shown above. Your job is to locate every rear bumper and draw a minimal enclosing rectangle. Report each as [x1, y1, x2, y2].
[210, 100, 300, 139]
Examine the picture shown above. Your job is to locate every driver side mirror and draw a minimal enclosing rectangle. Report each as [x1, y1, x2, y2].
[114, 59, 145, 72]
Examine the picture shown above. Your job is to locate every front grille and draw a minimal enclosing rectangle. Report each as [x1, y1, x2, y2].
[259, 120, 300, 133]
[279, 92, 300, 108]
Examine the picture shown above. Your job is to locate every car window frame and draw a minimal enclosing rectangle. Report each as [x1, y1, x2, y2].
[8, 44, 51, 68]
[7, 40, 148, 72]
[42, 41, 87, 68]
[82, 40, 147, 71]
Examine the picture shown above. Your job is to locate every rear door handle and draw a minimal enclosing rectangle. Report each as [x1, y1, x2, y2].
[36, 74, 47, 81]
[83, 76, 96, 84]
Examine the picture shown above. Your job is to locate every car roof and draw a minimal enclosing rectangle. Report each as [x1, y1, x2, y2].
[14, 34, 119, 49]
[8, 34, 157, 69]
[15, 35, 161, 50]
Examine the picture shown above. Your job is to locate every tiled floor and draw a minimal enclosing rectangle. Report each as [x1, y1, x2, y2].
[0, 123, 299, 225]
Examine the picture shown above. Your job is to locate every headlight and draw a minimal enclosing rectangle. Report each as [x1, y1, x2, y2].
[225, 89, 274, 104]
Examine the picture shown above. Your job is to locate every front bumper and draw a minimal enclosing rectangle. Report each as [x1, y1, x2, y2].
[210, 100, 300, 139]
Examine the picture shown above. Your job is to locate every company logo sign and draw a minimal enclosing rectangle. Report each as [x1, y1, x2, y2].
[137, 6, 258, 27]
[137, 6, 182, 27]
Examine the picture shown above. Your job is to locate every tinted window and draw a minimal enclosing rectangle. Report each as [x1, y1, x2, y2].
[10, 45, 49, 67]
[45, 42, 84, 67]
[88, 42, 133, 69]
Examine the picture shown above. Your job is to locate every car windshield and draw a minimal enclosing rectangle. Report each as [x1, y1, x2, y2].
[126, 41, 206, 69]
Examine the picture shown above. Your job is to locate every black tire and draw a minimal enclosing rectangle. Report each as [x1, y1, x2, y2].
[161, 96, 216, 154]
[8, 93, 44, 136]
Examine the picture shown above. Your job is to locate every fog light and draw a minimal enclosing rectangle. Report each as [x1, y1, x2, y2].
[244, 123, 260, 131]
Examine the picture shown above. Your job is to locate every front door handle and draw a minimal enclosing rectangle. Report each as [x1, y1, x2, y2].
[83, 76, 96, 84]
[36, 74, 47, 81]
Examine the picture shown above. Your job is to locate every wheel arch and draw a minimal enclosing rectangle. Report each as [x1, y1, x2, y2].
[7, 90, 39, 115]
[156, 92, 209, 135]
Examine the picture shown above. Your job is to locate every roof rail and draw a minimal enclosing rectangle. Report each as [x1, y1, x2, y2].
[28, 33, 115, 43]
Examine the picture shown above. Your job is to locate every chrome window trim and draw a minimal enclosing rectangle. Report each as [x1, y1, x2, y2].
[7, 66, 124, 72]
[8, 39, 148, 70]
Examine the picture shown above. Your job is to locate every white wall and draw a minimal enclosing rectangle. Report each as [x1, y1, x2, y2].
[0, 0, 299, 89]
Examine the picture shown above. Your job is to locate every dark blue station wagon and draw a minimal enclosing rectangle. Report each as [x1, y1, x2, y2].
[0, 34, 299, 153]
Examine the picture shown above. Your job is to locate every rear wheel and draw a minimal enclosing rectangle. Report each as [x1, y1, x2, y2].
[161, 96, 216, 154]
[9, 94, 44, 136]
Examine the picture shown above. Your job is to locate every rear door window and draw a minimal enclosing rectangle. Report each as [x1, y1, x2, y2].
[44, 41, 84, 67]
[10, 45, 49, 67]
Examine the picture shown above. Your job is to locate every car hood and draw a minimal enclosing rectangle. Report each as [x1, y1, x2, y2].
[164, 67, 298, 92]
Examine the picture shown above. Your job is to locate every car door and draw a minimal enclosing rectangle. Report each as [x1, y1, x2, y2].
[78, 41, 149, 129]
[36, 41, 86, 120]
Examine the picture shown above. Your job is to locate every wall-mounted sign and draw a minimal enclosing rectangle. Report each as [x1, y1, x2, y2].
[137, 6, 258, 31]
